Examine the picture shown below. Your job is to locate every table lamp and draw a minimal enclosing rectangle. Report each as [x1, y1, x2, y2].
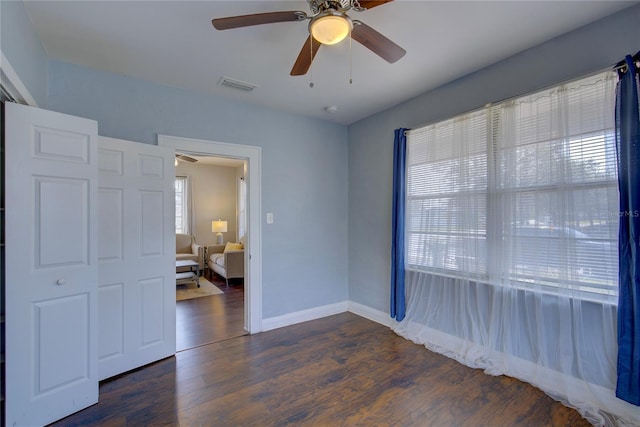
[212, 219, 227, 245]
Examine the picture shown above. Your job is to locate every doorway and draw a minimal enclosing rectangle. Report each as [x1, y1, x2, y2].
[159, 134, 263, 336]
[174, 155, 247, 350]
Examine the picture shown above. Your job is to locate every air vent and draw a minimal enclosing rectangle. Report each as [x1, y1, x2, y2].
[218, 76, 257, 92]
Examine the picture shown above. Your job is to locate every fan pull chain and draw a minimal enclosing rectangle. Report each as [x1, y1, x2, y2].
[309, 36, 314, 88]
[349, 28, 353, 84]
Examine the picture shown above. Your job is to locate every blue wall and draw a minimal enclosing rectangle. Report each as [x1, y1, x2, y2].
[0, 0, 48, 106]
[347, 4, 640, 313]
[46, 60, 349, 319]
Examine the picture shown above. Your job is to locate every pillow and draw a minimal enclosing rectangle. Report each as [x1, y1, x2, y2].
[224, 242, 244, 252]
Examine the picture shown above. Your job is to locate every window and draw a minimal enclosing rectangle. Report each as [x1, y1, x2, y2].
[175, 176, 189, 234]
[406, 71, 619, 300]
[406, 110, 488, 277]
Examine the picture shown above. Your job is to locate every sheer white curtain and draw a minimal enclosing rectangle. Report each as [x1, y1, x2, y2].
[186, 175, 195, 236]
[396, 72, 639, 426]
[237, 176, 247, 241]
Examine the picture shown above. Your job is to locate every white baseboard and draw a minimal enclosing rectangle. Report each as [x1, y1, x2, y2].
[261, 300, 396, 332]
[348, 301, 396, 328]
[262, 301, 349, 332]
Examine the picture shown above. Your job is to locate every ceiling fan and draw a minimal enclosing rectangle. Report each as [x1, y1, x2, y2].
[175, 153, 198, 163]
[211, 0, 406, 76]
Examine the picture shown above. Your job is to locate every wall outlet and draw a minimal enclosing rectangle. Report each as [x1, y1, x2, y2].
[266, 212, 274, 224]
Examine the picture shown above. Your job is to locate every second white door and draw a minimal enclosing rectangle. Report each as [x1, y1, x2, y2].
[97, 136, 175, 380]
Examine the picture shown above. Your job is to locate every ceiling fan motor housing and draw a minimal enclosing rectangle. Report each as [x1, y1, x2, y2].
[308, 0, 352, 15]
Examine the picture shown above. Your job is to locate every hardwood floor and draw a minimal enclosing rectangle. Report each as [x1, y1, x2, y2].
[176, 271, 246, 351]
[50, 313, 590, 426]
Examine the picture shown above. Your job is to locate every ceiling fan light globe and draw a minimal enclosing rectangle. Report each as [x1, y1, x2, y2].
[310, 14, 352, 45]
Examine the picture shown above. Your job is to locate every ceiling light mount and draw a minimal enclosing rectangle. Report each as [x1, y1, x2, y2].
[308, 0, 352, 15]
[309, 11, 352, 45]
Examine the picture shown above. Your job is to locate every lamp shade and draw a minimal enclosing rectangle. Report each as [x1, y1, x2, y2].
[310, 13, 352, 45]
[212, 220, 228, 233]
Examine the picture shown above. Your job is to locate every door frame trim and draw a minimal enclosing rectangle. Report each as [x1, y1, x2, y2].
[0, 51, 39, 106]
[158, 134, 263, 333]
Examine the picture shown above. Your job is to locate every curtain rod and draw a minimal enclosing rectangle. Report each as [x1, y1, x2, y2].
[403, 51, 640, 136]
[613, 60, 640, 73]
[404, 54, 638, 136]
[613, 51, 640, 73]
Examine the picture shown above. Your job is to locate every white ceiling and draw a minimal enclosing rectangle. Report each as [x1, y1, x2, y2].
[24, 0, 637, 125]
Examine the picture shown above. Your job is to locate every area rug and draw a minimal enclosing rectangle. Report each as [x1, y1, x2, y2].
[176, 277, 224, 301]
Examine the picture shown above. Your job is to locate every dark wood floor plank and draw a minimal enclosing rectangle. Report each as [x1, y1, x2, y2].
[175, 272, 246, 351]
[49, 313, 590, 427]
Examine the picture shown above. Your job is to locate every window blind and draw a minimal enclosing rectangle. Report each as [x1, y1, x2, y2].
[406, 71, 619, 300]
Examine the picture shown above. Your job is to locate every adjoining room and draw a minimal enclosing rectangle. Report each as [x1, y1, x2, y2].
[174, 154, 248, 350]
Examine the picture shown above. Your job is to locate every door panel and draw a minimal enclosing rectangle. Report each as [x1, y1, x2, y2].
[33, 125, 90, 163]
[139, 276, 165, 346]
[36, 177, 89, 267]
[97, 136, 175, 380]
[140, 190, 164, 256]
[35, 294, 90, 392]
[98, 148, 124, 175]
[98, 282, 125, 361]
[5, 102, 98, 426]
[98, 188, 124, 261]
[139, 154, 165, 177]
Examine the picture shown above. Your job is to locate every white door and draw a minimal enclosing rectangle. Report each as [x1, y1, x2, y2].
[97, 136, 175, 380]
[5, 102, 99, 426]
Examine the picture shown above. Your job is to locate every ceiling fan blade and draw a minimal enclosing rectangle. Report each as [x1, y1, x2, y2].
[212, 11, 306, 30]
[357, 0, 394, 10]
[176, 154, 198, 163]
[350, 20, 406, 63]
[290, 36, 322, 76]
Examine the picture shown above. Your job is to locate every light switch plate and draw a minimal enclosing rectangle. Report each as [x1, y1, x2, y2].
[266, 212, 274, 224]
